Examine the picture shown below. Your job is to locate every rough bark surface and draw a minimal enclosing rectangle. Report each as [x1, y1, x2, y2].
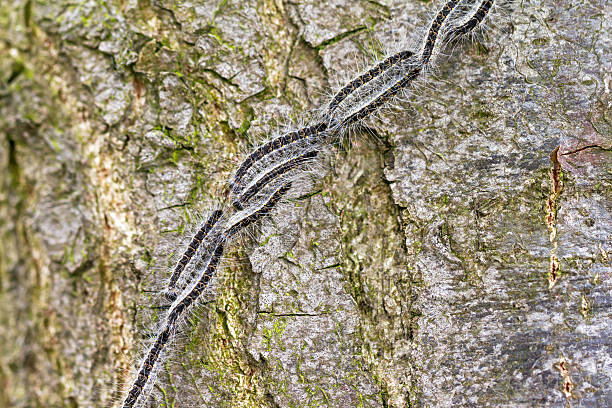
[0, 0, 610, 407]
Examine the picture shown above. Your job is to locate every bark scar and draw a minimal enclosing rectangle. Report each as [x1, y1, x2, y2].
[546, 147, 563, 288]
[554, 356, 574, 402]
[560, 144, 612, 156]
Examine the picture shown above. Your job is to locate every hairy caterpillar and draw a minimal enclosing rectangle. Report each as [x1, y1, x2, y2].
[229, 122, 327, 195]
[227, 182, 292, 236]
[122, 183, 292, 408]
[122, 242, 226, 408]
[121, 0, 504, 406]
[452, 0, 495, 37]
[341, 63, 422, 127]
[326, 0, 464, 133]
[232, 150, 319, 210]
[164, 209, 224, 301]
[422, 0, 461, 64]
[326, 50, 415, 116]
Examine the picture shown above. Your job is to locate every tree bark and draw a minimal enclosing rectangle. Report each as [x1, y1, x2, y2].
[1, 0, 610, 407]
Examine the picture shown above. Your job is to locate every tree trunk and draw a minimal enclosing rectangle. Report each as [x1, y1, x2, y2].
[1, 0, 610, 407]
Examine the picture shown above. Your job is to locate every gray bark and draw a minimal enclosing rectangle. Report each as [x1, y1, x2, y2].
[0, 0, 610, 407]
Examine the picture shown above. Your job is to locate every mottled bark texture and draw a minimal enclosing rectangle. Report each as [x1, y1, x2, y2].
[0, 0, 610, 407]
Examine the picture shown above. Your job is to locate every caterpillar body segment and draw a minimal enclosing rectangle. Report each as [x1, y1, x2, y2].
[227, 182, 292, 237]
[164, 209, 224, 302]
[451, 0, 495, 37]
[232, 150, 319, 211]
[229, 123, 327, 195]
[167, 241, 226, 325]
[439, 0, 500, 53]
[327, 50, 415, 116]
[341, 65, 422, 127]
[122, 242, 225, 408]
[421, 0, 461, 65]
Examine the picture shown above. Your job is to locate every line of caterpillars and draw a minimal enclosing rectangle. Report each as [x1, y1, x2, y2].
[121, 0, 496, 406]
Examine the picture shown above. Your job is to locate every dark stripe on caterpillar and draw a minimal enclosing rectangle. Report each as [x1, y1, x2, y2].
[451, 0, 494, 37]
[227, 182, 292, 237]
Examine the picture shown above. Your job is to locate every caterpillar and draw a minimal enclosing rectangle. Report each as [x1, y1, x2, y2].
[325, 0, 466, 133]
[122, 182, 292, 408]
[122, 242, 226, 408]
[452, 0, 495, 37]
[229, 0, 485, 198]
[229, 122, 327, 195]
[232, 150, 318, 210]
[227, 182, 292, 235]
[422, 0, 461, 65]
[341, 64, 422, 127]
[326, 50, 415, 117]
[121, 0, 503, 405]
[164, 209, 224, 301]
